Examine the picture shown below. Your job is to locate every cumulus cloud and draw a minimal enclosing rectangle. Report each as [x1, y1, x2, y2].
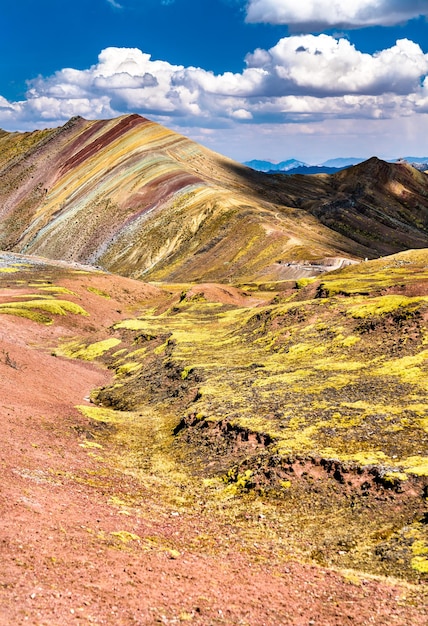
[245, 0, 428, 30]
[1, 36, 428, 137]
[245, 36, 428, 96]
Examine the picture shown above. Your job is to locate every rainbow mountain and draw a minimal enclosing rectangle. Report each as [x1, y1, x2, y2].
[2, 113, 428, 283]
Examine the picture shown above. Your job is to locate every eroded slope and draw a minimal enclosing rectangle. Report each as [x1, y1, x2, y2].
[3, 249, 422, 585]
[3, 253, 428, 624]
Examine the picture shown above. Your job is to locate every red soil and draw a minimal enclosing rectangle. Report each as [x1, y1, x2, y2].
[0, 270, 427, 625]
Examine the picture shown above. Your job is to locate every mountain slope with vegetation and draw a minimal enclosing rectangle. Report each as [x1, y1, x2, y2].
[274, 157, 428, 256]
[0, 114, 357, 283]
[1, 115, 428, 284]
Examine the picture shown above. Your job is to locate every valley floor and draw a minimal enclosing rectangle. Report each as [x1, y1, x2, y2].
[0, 253, 427, 625]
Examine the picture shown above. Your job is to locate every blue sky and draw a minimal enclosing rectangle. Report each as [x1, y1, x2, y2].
[1, 1, 428, 163]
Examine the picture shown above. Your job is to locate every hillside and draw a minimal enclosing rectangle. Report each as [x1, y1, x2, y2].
[1, 115, 428, 285]
[275, 157, 428, 255]
[0, 250, 427, 623]
[0, 114, 358, 283]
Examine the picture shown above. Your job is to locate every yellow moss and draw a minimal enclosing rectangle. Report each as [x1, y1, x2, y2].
[126, 347, 148, 359]
[223, 468, 254, 493]
[86, 286, 111, 299]
[154, 340, 170, 355]
[0, 306, 52, 324]
[115, 319, 148, 331]
[383, 471, 408, 484]
[167, 549, 181, 559]
[407, 403, 428, 416]
[117, 362, 142, 375]
[179, 612, 193, 621]
[110, 531, 141, 543]
[293, 373, 354, 393]
[79, 441, 104, 449]
[296, 278, 316, 289]
[348, 296, 427, 318]
[38, 286, 76, 295]
[315, 360, 365, 372]
[412, 540, 428, 556]
[253, 368, 312, 387]
[5, 293, 55, 300]
[77, 405, 127, 424]
[181, 365, 193, 380]
[342, 571, 362, 586]
[375, 351, 428, 389]
[108, 496, 128, 507]
[112, 348, 128, 357]
[276, 424, 320, 453]
[403, 456, 428, 477]
[322, 450, 389, 466]
[411, 557, 428, 574]
[0, 299, 88, 317]
[59, 338, 121, 360]
[286, 343, 327, 358]
[342, 335, 361, 347]
[0, 267, 19, 273]
[338, 401, 398, 415]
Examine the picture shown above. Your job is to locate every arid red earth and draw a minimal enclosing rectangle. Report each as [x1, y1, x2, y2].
[0, 255, 427, 625]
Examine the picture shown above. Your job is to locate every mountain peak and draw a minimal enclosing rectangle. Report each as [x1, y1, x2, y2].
[337, 155, 422, 182]
[1, 116, 428, 282]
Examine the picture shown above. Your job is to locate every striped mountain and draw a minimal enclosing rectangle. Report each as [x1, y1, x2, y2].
[1, 114, 428, 282]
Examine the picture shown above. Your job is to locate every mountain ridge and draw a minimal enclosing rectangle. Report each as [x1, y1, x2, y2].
[1, 114, 428, 283]
[244, 155, 428, 175]
[0, 114, 364, 282]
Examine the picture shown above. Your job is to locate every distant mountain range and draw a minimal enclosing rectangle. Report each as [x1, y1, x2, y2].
[244, 156, 428, 175]
[243, 159, 307, 172]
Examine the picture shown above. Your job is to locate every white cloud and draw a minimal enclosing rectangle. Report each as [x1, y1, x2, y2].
[245, 0, 428, 30]
[0, 36, 428, 160]
[231, 108, 253, 119]
[245, 36, 428, 96]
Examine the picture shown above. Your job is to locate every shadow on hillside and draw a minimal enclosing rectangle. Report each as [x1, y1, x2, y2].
[225, 158, 428, 256]
[220, 160, 303, 207]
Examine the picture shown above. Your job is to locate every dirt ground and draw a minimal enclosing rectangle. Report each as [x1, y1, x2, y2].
[0, 266, 427, 625]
